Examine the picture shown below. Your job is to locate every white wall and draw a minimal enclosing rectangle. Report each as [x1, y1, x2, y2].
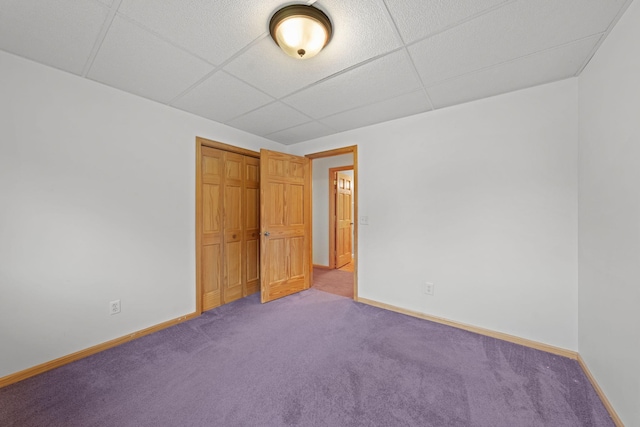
[0, 51, 285, 378]
[578, 0, 640, 424]
[311, 154, 353, 266]
[291, 78, 580, 350]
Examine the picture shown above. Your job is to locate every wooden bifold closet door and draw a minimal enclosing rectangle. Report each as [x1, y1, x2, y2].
[201, 146, 260, 312]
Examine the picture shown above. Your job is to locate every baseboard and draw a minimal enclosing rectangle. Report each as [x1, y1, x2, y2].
[356, 297, 578, 359]
[313, 264, 332, 269]
[577, 355, 625, 426]
[0, 299, 625, 426]
[0, 311, 199, 388]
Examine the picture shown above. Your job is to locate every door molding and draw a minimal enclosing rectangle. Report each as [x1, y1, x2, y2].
[328, 166, 354, 270]
[196, 137, 259, 315]
[306, 145, 358, 300]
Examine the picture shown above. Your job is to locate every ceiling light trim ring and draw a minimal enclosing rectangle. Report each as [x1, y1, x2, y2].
[269, 4, 333, 60]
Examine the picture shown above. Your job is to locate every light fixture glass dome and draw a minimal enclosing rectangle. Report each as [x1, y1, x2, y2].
[270, 5, 332, 60]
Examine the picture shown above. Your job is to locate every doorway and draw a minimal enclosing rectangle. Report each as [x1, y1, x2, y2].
[306, 146, 358, 300]
[330, 167, 354, 271]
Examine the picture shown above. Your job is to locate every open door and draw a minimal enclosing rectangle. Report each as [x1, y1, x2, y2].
[260, 149, 311, 303]
[335, 171, 353, 268]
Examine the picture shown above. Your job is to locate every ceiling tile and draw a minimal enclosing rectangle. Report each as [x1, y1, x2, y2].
[385, 0, 509, 44]
[428, 35, 600, 109]
[88, 16, 214, 104]
[320, 90, 432, 132]
[117, 0, 286, 65]
[282, 50, 422, 119]
[266, 122, 337, 145]
[172, 71, 273, 123]
[223, 0, 402, 98]
[226, 102, 311, 136]
[409, 0, 628, 86]
[0, 0, 109, 75]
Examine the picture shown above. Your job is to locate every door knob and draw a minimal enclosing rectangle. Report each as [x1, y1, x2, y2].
[263, 231, 270, 237]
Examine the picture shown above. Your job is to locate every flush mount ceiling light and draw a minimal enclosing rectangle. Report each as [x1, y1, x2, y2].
[269, 5, 332, 60]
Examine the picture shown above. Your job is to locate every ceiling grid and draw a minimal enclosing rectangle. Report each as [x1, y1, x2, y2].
[0, 0, 632, 145]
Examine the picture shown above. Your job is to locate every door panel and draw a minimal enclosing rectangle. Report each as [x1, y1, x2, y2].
[224, 240, 243, 303]
[260, 149, 310, 303]
[201, 147, 224, 310]
[336, 171, 353, 268]
[223, 152, 244, 304]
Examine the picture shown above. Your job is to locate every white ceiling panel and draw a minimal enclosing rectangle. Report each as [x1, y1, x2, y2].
[282, 50, 422, 119]
[172, 71, 274, 123]
[223, 0, 402, 98]
[0, 0, 632, 145]
[88, 16, 214, 104]
[320, 90, 431, 132]
[409, 0, 628, 86]
[227, 102, 311, 136]
[0, 0, 109, 75]
[117, 0, 287, 65]
[428, 35, 601, 109]
[384, 0, 509, 44]
[266, 121, 337, 145]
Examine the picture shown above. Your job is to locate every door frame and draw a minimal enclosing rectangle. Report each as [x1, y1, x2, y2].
[328, 166, 354, 270]
[195, 137, 259, 315]
[306, 145, 358, 300]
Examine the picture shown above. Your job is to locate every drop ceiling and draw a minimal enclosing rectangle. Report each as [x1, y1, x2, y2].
[0, 0, 632, 145]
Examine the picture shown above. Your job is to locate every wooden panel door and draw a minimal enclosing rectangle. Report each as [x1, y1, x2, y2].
[201, 147, 224, 311]
[335, 171, 353, 268]
[260, 149, 310, 303]
[222, 152, 244, 304]
[244, 156, 260, 296]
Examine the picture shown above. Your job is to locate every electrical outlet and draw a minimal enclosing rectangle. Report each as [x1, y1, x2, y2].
[109, 299, 121, 315]
[425, 283, 434, 296]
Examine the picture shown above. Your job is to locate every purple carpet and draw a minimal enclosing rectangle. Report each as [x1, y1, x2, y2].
[1, 289, 613, 426]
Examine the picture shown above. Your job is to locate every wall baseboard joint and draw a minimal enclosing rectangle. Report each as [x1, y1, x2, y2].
[577, 355, 625, 426]
[0, 311, 199, 388]
[356, 297, 625, 425]
[356, 296, 577, 359]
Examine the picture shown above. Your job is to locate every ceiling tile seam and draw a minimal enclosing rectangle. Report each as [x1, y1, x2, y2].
[401, 47, 435, 110]
[379, 0, 408, 46]
[263, 119, 338, 139]
[404, 0, 517, 49]
[574, 34, 606, 78]
[378, 0, 435, 110]
[312, 87, 429, 122]
[166, 68, 226, 106]
[168, 34, 272, 106]
[448, 75, 579, 109]
[316, 87, 428, 121]
[221, 99, 315, 128]
[423, 32, 607, 91]
[574, 0, 635, 76]
[113, 13, 218, 67]
[274, 47, 406, 103]
[81, 0, 123, 77]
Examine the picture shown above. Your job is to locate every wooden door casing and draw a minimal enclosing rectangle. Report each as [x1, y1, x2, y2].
[260, 149, 311, 303]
